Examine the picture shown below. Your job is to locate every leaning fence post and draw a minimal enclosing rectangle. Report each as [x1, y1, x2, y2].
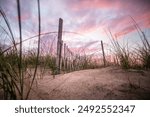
[56, 18, 63, 74]
[101, 40, 106, 67]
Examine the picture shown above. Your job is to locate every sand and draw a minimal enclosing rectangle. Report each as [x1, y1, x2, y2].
[28, 66, 150, 100]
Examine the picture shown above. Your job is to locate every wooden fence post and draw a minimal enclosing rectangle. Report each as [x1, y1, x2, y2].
[68, 47, 72, 72]
[60, 40, 63, 71]
[70, 50, 73, 71]
[56, 18, 63, 74]
[101, 40, 106, 67]
[66, 45, 69, 72]
[63, 43, 66, 72]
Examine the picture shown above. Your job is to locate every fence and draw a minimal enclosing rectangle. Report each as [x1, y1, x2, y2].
[54, 18, 109, 74]
[0, 15, 112, 75]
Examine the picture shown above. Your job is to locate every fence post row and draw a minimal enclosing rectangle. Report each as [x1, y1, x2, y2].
[56, 18, 107, 74]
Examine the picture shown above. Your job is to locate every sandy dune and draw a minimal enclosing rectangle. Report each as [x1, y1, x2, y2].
[29, 66, 150, 100]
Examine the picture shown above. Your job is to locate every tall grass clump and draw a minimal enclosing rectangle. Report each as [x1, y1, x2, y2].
[130, 16, 150, 70]
[0, 0, 41, 99]
[0, 2, 22, 99]
[106, 16, 150, 70]
[0, 49, 19, 99]
[74, 54, 101, 70]
[138, 45, 150, 69]
[46, 56, 57, 75]
[107, 30, 131, 69]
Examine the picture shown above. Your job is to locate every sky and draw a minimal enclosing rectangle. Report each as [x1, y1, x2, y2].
[0, 0, 150, 56]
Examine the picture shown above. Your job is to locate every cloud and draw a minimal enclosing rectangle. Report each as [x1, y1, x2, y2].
[0, 0, 150, 52]
[64, 0, 150, 36]
[115, 26, 136, 38]
[64, 0, 119, 11]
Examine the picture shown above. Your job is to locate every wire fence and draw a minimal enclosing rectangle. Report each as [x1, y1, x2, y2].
[0, 14, 114, 74]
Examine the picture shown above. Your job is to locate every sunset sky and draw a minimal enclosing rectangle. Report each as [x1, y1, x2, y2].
[0, 0, 150, 55]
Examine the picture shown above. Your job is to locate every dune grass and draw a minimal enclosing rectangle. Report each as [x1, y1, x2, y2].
[107, 17, 150, 70]
[0, 0, 41, 99]
[130, 16, 150, 70]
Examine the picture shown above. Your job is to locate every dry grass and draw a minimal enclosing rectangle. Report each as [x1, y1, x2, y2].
[106, 17, 150, 70]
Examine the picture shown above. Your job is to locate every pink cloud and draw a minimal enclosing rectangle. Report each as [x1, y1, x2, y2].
[66, 0, 120, 11]
[113, 13, 150, 38]
[1, 0, 150, 47]
[115, 26, 135, 38]
[65, 0, 150, 37]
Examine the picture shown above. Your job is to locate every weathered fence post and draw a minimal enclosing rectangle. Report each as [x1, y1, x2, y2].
[63, 43, 66, 72]
[101, 40, 106, 67]
[66, 45, 69, 72]
[56, 18, 63, 74]
[60, 40, 63, 71]
[68, 47, 72, 72]
[70, 51, 73, 71]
